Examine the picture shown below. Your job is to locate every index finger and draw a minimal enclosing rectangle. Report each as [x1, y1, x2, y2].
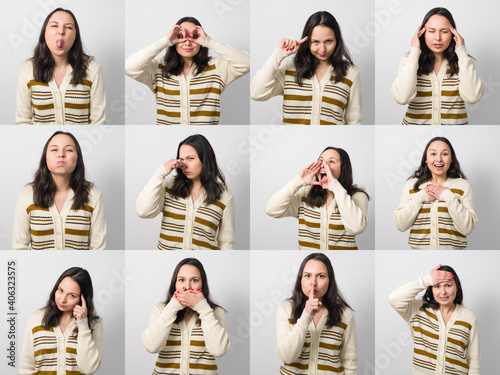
[80, 294, 87, 308]
[298, 36, 308, 45]
[309, 282, 314, 300]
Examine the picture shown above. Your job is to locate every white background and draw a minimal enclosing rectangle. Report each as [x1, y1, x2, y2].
[124, 0, 250, 125]
[124, 251, 250, 375]
[375, 0, 500, 124]
[250, 251, 375, 374]
[250, 0, 375, 124]
[376, 251, 498, 374]
[0, 0, 125, 125]
[0, 125, 125, 250]
[125, 125, 250, 249]
[250, 126, 375, 249]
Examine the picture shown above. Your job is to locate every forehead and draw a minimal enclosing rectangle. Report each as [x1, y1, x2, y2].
[179, 22, 197, 32]
[58, 276, 81, 293]
[320, 148, 341, 160]
[425, 15, 451, 28]
[303, 259, 328, 273]
[311, 25, 335, 40]
[48, 11, 75, 24]
[434, 278, 456, 287]
[427, 141, 450, 152]
[177, 264, 202, 278]
[179, 144, 198, 157]
[48, 134, 76, 147]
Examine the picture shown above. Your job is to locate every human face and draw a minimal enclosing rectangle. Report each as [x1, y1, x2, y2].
[309, 25, 336, 62]
[55, 276, 81, 313]
[432, 279, 457, 308]
[175, 264, 203, 292]
[46, 134, 78, 177]
[44, 11, 77, 59]
[318, 149, 341, 184]
[424, 15, 452, 55]
[425, 141, 452, 179]
[179, 144, 203, 181]
[301, 259, 329, 301]
[175, 22, 201, 60]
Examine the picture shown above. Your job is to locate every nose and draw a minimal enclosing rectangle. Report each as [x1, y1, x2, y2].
[435, 32, 442, 41]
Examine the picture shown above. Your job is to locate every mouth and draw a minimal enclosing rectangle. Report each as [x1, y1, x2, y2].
[433, 44, 443, 49]
[434, 164, 444, 170]
[318, 171, 328, 183]
[56, 39, 64, 49]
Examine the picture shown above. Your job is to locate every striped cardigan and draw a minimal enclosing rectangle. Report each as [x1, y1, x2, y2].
[389, 275, 480, 375]
[266, 175, 368, 250]
[16, 59, 106, 124]
[391, 46, 483, 125]
[19, 309, 103, 375]
[250, 48, 362, 124]
[12, 185, 107, 250]
[143, 299, 230, 375]
[136, 166, 235, 250]
[276, 300, 357, 375]
[125, 35, 249, 125]
[394, 178, 477, 250]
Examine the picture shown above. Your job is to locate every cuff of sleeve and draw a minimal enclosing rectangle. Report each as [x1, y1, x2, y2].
[204, 35, 214, 48]
[271, 47, 288, 64]
[154, 165, 169, 180]
[76, 318, 90, 331]
[193, 298, 210, 313]
[166, 298, 185, 313]
[439, 188, 455, 202]
[293, 175, 308, 191]
[159, 35, 173, 49]
[415, 189, 428, 204]
[409, 47, 422, 61]
[455, 45, 468, 59]
[328, 178, 344, 193]
[297, 310, 314, 326]
[423, 274, 434, 286]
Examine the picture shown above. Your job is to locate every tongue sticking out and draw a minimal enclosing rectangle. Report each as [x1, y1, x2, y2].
[56, 40, 64, 49]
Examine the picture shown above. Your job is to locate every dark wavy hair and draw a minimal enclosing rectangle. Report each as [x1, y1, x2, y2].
[162, 17, 210, 78]
[289, 253, 351, 327]
[42, 267, 99, 328]
[294, 11, 353, 85]
[164, 258, 224, 323]
[409, 136, 466, 192]
[306, 147, 369, 207]
[417, 8, 459, 76]
[31, 131, 92, 209]
[422, 265, 463, 310]
[170, 134, 226, 205]
[32, 8, 91, 85]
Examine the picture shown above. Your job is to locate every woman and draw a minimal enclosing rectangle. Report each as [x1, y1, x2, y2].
[394, 136, 477, 249]
[16, 8, 106, 124]
[125, 16, 249, 125]
[277, 253, 357, 374]
[391, 7, 483, 125]
[143, 258, 229, 374]
[136, 134, 234, 250]
[266, 147, 369, 249]
[388, 264, 480, 374]
[251, 11, 361, 125]
[19, 267, 103, 374]
[12, 131, 106, 250]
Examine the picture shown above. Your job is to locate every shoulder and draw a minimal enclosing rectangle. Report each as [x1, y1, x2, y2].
[456, 304, 478, 322]
[90, 317, 103, 330]
[86, 59, 101, 73]
[19, 184, 34, 200]
[278, 299, 293, 314]
[164, 175, 176, 189]
[447, 178, 472, 190]
[340, 306, 355, 322]
[219, 187, 234, 203]
[28, 308, 45, 326]
[351, 190, 368, 201]
[345, 64, 360, 78]
[404, 177, 419, 189]
[88, 186, 103, 201]
[20, 59, 34, 74]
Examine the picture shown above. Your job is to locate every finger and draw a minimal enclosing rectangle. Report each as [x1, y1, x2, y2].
[298, 36, 308, 45]
[309, 282, 314, 300]
[417, 27, 426, 37]
[433, 264, 442, 271]
[80, 294, 87, 308]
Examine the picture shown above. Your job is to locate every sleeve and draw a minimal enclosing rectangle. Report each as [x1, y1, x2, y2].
[16, 62, 34, 125]
[217, 193, 235, 250]
[250, 47, 288, 101]
[89, 62, 107, 125]
[12, 188, 31, 250]
[135, 165, 169, 218]
[205, 36, 249, 88]
[387, 274, 433, 323]
[125, 36, 172, 91]
[340, 312, 358, 375]
[439, 182, 477, 236]
[75, 318, 103, 374]
[89, 188, 107, 250]
[142, 301, 184, 354]
[193, 300, 230, 357]
[466, 316, 481, 375]
[276, 301, 313, 364]
[18, 316, 35, 374]
[344, 70, 362, 125]
[329, 180, 368, 235]
[456, 46, 484, 104]
[265, 175, 307, 219]
[394, 180, 428, 232]
[390, 48, 421, 105]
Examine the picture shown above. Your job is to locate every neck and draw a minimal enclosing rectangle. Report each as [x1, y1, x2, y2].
[183, 58, 194, 70]
[191, 179, 203, 191]
[317, 60, 331, 70]
[60, 311, 73, 324]
[431, 174, 447, 185]
[52, 174, 72, 192]
[434, 52, 445, 64]
[52, 54, 69, 68]
[440, 303, 456, 316]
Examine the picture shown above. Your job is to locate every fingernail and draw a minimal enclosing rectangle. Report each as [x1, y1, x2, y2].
[191, 288, 194, 291]
[451, 275, 454, 279]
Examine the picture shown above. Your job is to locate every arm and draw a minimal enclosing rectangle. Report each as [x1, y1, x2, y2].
[344, 70, 362, 125]
[394, 180, 428, 232]
[387, 274, 433, 322]
[456, 46, 484, 104]
[142, 301, 184, 353]
[329, 180, 368, 235]
[217, 193, 235, 250]
[16, 62, 33, 124]
[76, 318, 103, 374]
[466, 317, 480, 375]
[135, 165, 168, 218]
[12, 188, 31, 250]
[205, 36, 249, 87]
[340, 312, 358, 375]
[250, 48, 288, 101]
[265, 175, 307, 218]
[439, 182, 477, 236]
[194, 300, 230, 357]
[89, 188, 107, 250]
[390, 48, 420, 105]
[18, 317, 35, 374]
[89, 62, 107, 124]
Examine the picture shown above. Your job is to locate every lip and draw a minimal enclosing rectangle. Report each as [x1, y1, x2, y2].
[433, 44, 443, 49]
[58, 303, 66, 309]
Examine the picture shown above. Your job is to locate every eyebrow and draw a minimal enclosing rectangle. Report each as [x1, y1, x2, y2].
[319, 156, 339, 161]
[428, 148, 450, 152]
[49, 21, 75, 26]
[49, 144, 75, 148]
[426, 27, 449, 31]
[179, 154, 195, 158]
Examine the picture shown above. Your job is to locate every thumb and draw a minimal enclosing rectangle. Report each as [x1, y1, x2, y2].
[432, 264, 442, 271]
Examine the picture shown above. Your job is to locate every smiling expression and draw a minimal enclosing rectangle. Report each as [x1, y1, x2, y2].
[175, 22, 201, 59]
[424, 15, 452, 55]
[46, 134, 78, 177]
[44, 11, 77, 59]
[175, 265, 202, 292]
[55, 276, 81, 313]
[425, 140, 451, 178]
[301, 259, 329, 301]
[317, 148, 342, 184]
[309, 25, 337, 62]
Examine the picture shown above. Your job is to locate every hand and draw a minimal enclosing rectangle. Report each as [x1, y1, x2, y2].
[411, 27, 426, 49]
[304, 282, 321, 316]
[430, 264, 454, 285]
[299, 161, 322, 186]
[278, 36, 308, 56]
[449, 26, 465, 49]
[73, 294, 88, 321]
[174, 287, 205, 309]
[167, 24, 187, 45]
[425, 184, 449, 201]
[190, 26, 207, 46]
[163, 159, 185, 175]
[319, 160, 335, 190]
